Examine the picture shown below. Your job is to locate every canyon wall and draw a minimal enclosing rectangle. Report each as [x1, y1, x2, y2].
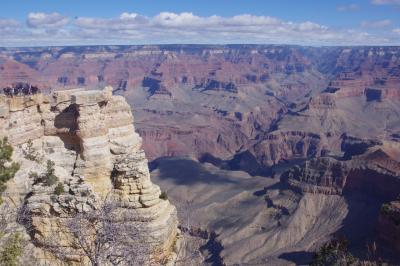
[2, 45, 400, 166]
[283, 146, 400, 198]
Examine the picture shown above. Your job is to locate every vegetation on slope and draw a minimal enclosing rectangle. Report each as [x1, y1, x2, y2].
[0, 137, 20, 204]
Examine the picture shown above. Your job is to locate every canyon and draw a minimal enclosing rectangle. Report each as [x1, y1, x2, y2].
[0, 45, 400, 264]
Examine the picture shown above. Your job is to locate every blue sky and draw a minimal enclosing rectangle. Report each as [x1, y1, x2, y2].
[1, 0, 400, 46]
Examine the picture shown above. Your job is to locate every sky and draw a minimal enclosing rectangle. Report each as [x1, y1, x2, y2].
[1, 0, 400, 47]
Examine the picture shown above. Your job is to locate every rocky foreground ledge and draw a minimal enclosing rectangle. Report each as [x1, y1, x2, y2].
[0, 87, 179, 265]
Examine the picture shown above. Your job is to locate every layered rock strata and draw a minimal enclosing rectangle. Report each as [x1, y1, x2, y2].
[252, 131, 323, 167]
[0, 88, 179, 265]
[283, 147, 400, 199]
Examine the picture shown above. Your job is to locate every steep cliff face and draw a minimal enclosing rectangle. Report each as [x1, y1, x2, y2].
[0, 88, 179, 265]
[252, 131, 323, 167]
[283, 146, 400, 199]
[378, 200, 400, 253]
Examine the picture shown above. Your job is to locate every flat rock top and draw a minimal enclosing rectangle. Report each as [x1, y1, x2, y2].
[71, 89, 111, 105]
[52, 88, 84, 105]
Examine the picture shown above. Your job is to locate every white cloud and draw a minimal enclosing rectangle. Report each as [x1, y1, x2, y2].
[337, 4, 360, 12]
[371, 0, 400, 5]
[68, 12, 387, 45]
[298, 21, 328, 31]
[0, 18, 19, 28]
[0, 19, 22, 37]
[393, 28, 400, 34]
[361, 19, 392, 28]
[27, 12, 69, 28]
[153, 12, 213, 27]
[0, 12, 398, 46]
[224, 14, 280, 26]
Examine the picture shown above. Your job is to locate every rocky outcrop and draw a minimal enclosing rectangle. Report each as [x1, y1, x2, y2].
[193, 79, 238, 93]
[0, 88, 179, 265]
[284, 157, 349, 194]
[252, 131, 323, 167]
[283, 147, 400, 199]
[308, 94, 337, 109]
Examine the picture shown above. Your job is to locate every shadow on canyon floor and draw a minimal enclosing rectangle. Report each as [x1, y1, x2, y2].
[150, 157, 239, 185]
[336, 192, 400, 264]
[199, 151, 272, 177]
[278, 251, 314, 265]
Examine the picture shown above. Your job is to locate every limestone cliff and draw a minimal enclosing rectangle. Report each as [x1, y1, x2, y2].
[0, 87, 179, 265]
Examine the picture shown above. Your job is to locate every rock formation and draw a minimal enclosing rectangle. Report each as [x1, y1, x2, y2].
[283, 146, 400, 199]
[252, 131, 323, 167]
[0, 88, 179, 265]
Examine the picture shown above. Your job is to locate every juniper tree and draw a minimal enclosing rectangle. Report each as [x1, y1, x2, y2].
[33, 199, 155, 266]
[0, 137, 20, 204]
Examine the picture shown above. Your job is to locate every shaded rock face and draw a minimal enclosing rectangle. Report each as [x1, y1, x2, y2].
[365, 88, 382, 102]
[341, 134, 382, 160]
[378, 200, 400, 253]
[0, 88, 179, 264]
[142, 77, 172, 97]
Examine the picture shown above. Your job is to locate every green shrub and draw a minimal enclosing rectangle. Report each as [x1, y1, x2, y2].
[159, 191, 168, 200]
[0, 137, 20, 204]
[311, 238, 356, 266]
[43, 160, 58, 186]
[28, 171, 39, 180]
[29, 161, 59, 187]
[381, 203, 391, 215]
[22, 139, 40, 162]
[0, 233, 23, 266]
[54, 182, 65, 195]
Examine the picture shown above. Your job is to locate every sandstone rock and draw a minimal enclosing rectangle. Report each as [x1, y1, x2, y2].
[0, 87, 179, 265]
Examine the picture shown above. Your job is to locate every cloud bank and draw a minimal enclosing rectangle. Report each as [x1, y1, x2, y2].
[337, 4, 360, 12]
[371, 0, 400, 5]
[0, 12, 399, 46]
[27, 12, 69, 28]
[361, 19, 392, 28]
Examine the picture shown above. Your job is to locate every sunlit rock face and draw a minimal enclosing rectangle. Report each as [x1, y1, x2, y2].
[0, 87, 179, 265]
